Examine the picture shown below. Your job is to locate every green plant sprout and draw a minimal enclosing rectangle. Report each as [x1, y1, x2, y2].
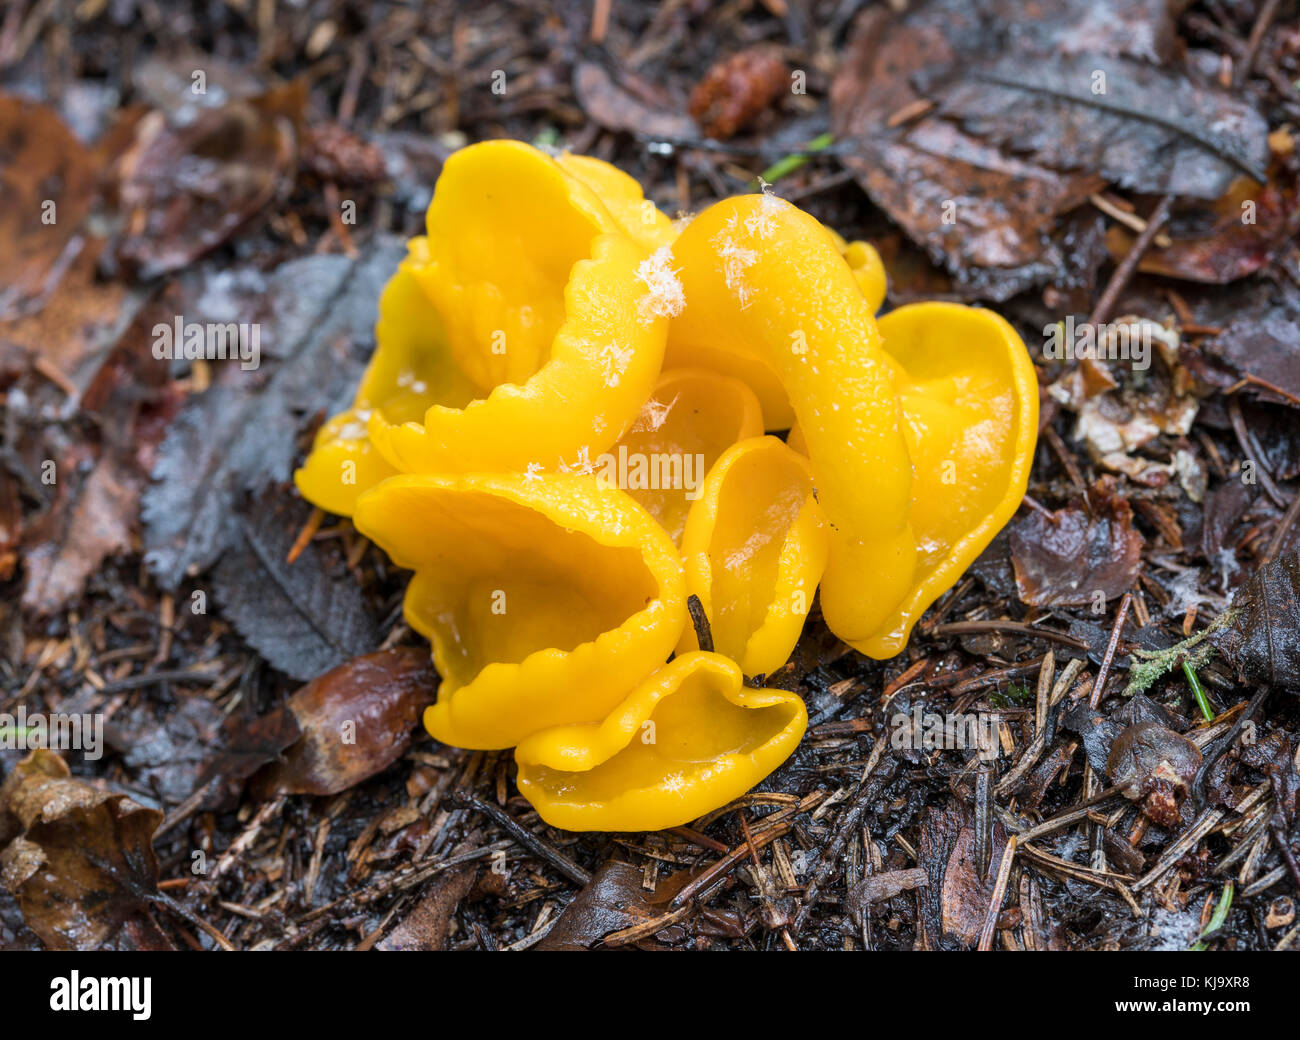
[1190, 883, 1234, 950]
[758, 132, 833, 185]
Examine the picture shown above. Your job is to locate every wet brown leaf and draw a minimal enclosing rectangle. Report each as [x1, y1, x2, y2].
[844, 867, 928, 916]
[0, 95, 98, 319]
[252, 647, 437, 797]
[0, 750, 161, 950]
[573, 61, 695, 140]
[106, 693, 228, 805]
[19, 305, 176, 615]
[1107, 721, 1201, 798]
[191, 703, 302, 813]
[0, 239, 129, 388]
[1240, 732, 1298, 823]
[537, 860, 664, 950]
[377, 865, 476, 951]
[1011, 480, 1145, 607]
[1202, 281, 1300, 407]
[1109, 165, 1300, 283]
[830, 1, 1106, 300]
[538, 860, 745, 950]
[1212, 550, 1300, 693]
[941, 823, 1011, 947]
[112, 85, 302, 279]
[830, 0, 1267, 298]
[928, 53, 1269, 199]
[917, 806, 1008, 949]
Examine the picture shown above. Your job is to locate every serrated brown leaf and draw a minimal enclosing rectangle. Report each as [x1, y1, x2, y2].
[830, 0, 1106, 300]
[830, 0, 1267, 298]
[212, 491, 380, 681]
[142, 238, 406, 586]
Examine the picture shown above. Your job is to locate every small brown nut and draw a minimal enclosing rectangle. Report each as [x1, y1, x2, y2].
[1142, 779, 1183, 829]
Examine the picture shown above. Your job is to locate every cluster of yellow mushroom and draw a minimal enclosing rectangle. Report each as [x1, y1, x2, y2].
[295, 140, 1038, 831]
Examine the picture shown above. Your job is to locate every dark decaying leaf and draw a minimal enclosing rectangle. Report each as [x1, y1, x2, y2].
[829, 0, 1267, 298]
[1202, 281, 1300, 407]
[252, 647, 436, 797]
[1239, 733, 1298, 823]
[1108, 162, 1300, 284]
[831, 2, 1102, 300]
[916, 806, 1009, 950]
[142, 237, 405, 586]
[1105, 721, 1201, 829]
[1199, 480, 1255, 561]
[1010, 483, 1144, 608]
[213, 492, 380, 681]
[105, 693, 228, 805]
[538, 860, 746, 950]
[844, 867, 928, 916]
[1062, 701, 1125, 775]
[112, 83, 303, 279]
[0, 750, 161, 951]
[1212, 551, 1300, 693]
[191, 703, 303, 813]
[1105, 721, 1201, 798]
[0, 95, 98, 320]
[537, 861, 657, 950]
[928, 53, 1269, 199]
[377, 866, 477, 951]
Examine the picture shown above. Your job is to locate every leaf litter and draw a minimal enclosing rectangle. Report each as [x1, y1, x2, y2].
[2, 0, 1300, 954]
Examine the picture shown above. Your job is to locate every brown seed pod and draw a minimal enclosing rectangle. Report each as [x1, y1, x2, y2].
[689, 46, 789, 140]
